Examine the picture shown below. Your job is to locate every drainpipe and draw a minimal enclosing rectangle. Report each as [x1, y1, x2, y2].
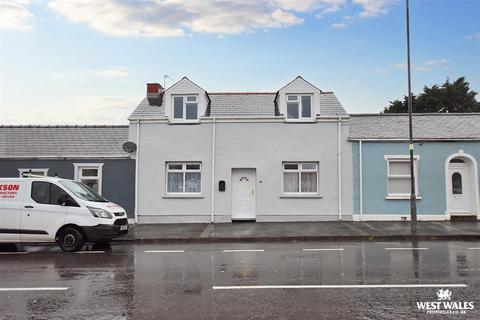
[337, 115, 342, 221]
[134, 119, 140, 224]
[359, 140, 363, 220]
[211, 118, 216, 223]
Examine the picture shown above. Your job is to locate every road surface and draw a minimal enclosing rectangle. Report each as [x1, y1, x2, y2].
[1, 240, 479, 319]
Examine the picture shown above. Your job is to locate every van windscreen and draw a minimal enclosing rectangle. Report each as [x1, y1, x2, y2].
[59, 180, 108, 202]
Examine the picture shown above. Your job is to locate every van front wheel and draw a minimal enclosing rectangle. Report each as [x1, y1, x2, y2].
[58, 227, 85, 252]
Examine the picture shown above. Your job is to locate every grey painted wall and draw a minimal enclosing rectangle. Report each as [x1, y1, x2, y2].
[0, 159, 135, 217]
[133, 120, 353, 223]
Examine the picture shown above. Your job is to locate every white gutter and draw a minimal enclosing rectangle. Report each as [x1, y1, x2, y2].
[134, 119, 140, 224]
[337, 116, 342, 221]
[210, 118, 216, 223]
[359, 140, 363, 220]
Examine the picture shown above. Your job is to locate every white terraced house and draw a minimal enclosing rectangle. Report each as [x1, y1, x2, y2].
[128, 76, 352, 223]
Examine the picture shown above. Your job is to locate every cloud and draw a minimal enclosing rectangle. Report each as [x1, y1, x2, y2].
[466, 33, 480, 41]
[353, 0, 398, 17]
[393, 59, 448, 73]
[377, 58, 448, 73]
[3, 95, 138, 124]
[88, 67, 129, 78]
[47, 0, 350, 37]
[394, 63, 430, 72]
[52, 67, 130, 79]
[422, 59, 448, 66]
[0, 0, 33, 31]
[332, 22, 348, 29]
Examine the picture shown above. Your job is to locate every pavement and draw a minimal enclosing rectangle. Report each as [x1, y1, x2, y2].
[2, 240, 480, 319]
[114, 221, 480, 243]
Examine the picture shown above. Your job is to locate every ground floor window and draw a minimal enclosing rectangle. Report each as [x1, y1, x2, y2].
[283, 162, 318, 194]
[73, 163, 103, 194]
[18, 168, 49, 177]
[385, 155, 419, 198]
[166, 162, 201, 193]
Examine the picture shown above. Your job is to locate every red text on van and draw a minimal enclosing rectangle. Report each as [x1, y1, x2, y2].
[0, 184, 20, 191]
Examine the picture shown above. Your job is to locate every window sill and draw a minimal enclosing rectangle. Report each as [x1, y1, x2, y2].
[168, 120, 200, 125]
[280, 194, 322, 199]
[284, 119, 316, 123]
[385, 195, 422, 200]
[162, 194, 204, 199]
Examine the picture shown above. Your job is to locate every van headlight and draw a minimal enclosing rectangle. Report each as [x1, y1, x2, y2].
[87, 206, 113, 219]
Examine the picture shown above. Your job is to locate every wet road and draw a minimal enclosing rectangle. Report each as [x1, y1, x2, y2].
[1, 240, 480, 319]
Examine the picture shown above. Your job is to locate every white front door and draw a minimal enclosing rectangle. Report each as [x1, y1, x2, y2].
[231, 168, 256, 221]
[448, 164, 473, 214]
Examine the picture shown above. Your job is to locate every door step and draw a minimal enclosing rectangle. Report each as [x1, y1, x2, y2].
[450, 215, 477, 222]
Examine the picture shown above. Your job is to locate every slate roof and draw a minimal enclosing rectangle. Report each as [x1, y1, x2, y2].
[349, 113, 480, 140]
[128, 97, 164, 120]
[128, 92, 348, 119]
[208, 93, 277, 117]
[319, 93, 349, 117]
[0, 125, 130, 158]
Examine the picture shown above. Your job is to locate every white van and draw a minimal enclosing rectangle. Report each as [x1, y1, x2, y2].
[0, 177, 128, 252]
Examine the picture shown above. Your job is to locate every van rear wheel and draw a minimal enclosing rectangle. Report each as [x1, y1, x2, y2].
[58, 227, 85, 252]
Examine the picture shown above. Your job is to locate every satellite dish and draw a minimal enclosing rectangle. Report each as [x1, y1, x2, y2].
[122, 141, 137, 153]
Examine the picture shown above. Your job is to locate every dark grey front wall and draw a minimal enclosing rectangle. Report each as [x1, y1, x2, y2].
[0, 159, 135, 218]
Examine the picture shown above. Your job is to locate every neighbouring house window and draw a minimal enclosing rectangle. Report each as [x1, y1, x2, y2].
[73, 163, 104, 194]
[385, 156, 419, 198]
[283, 162, 318, 193]
[286, 95, 313, 120]
[18, 168, 49, 177]
[173, 95, 198, 121]
[167, 162, 201, 193]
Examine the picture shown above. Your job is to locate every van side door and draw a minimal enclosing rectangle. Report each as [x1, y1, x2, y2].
[21, 181, 71, 242]
[0, 181, 25, 242]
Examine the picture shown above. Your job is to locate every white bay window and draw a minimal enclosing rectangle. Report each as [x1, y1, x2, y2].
[286, 94, 313, 120]
[167, 162, 201, 194]
[18, 168, 49, 177]
[283, 162, 318, 194]
[173, 95, 198, 121]
[73, 163, 103, 194]
[385, 155, 420, 199]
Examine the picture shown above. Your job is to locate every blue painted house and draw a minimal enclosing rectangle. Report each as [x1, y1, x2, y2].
[350, 114, 480, 221]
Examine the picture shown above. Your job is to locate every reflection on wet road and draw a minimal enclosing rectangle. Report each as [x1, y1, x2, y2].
[1, 241, 480, 319]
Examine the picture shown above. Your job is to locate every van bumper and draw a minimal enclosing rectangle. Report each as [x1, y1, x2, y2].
[82, 219, 128, 242]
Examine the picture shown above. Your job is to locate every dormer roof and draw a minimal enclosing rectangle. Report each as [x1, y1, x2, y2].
[128, 76, 349, 120]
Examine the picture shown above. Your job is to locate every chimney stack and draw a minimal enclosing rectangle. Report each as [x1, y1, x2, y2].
[146, 82, 164, 106]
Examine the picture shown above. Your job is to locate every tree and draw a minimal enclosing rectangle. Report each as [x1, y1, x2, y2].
[383, 77, 480, 113]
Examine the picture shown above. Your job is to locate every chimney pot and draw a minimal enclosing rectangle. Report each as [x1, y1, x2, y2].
[147, 83, 163, 94]
[146, 82, 164, 106]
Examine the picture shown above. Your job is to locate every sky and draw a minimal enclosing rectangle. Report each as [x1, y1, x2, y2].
[0, 0, 479, 125]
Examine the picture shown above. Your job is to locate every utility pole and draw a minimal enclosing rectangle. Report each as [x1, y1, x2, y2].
[406, 0, 417, 233]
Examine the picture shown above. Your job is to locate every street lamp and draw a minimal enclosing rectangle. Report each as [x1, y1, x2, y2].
[406, 0, 417, 232]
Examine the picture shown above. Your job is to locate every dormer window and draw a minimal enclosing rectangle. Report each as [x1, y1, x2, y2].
[173, 95, 198, 121]
[286, 95, 312, 120]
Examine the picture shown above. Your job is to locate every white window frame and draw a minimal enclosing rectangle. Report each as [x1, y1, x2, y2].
[172, 95, 199, 122]
[384, 155, 420, 199]
[18, 168, 49, 177]
[282, 162, 319, 195]
[285, 94, 314, 121]
[166, 162, 202, 194]
[73, 163, 104, 195]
